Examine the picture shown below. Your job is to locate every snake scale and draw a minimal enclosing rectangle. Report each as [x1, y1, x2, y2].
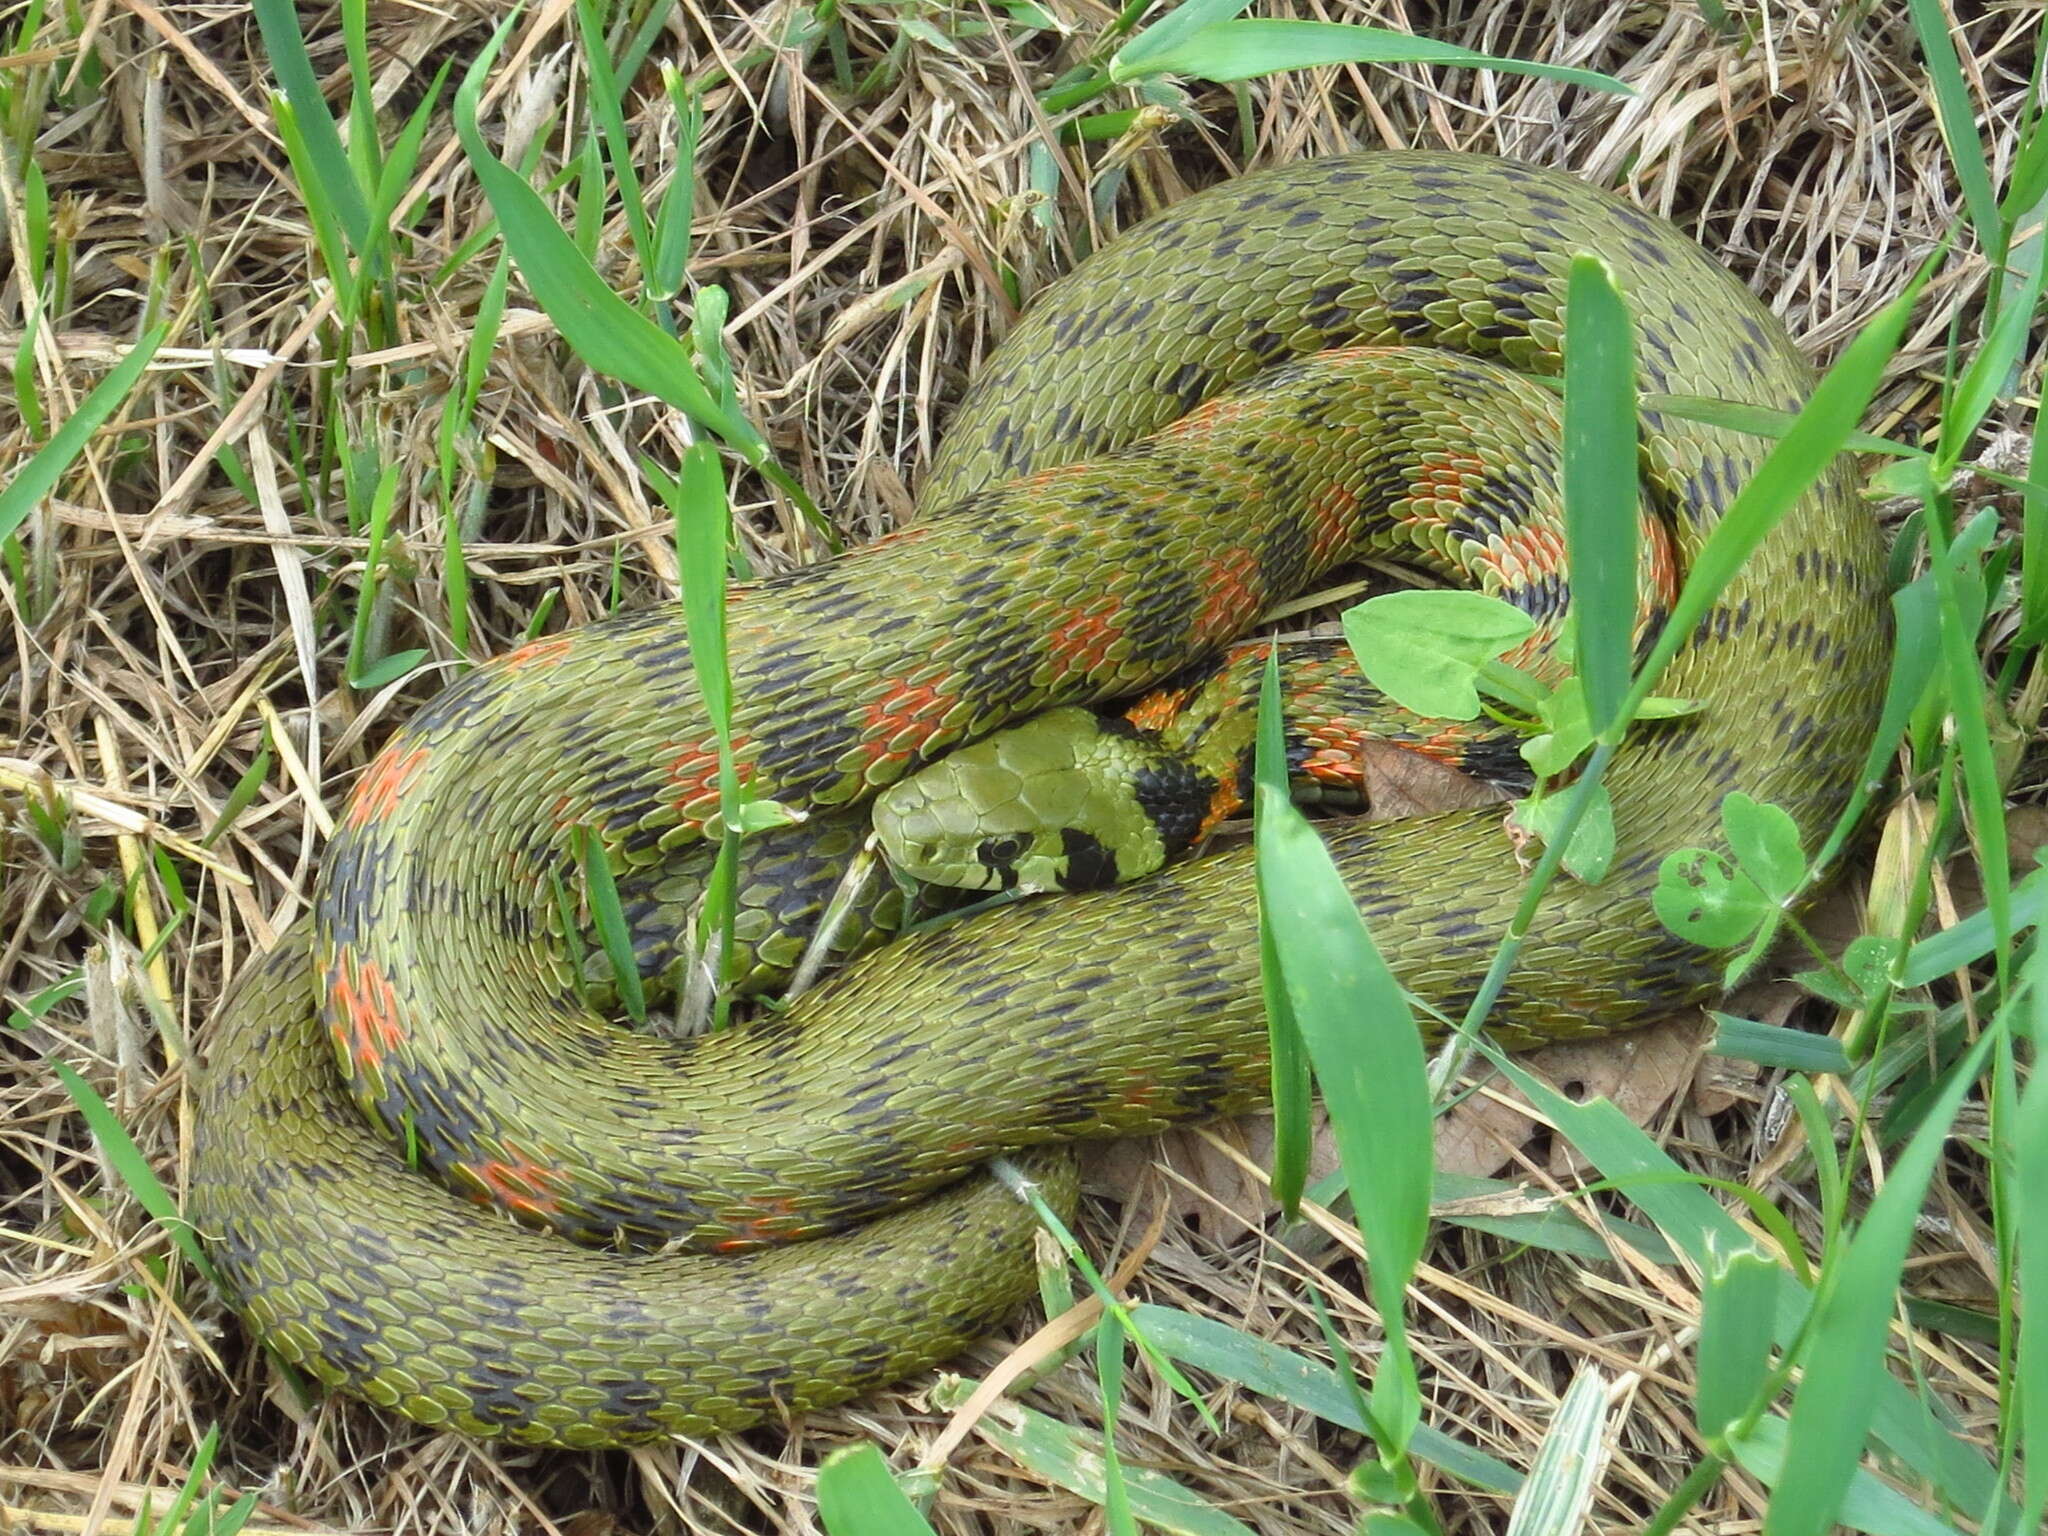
[189, 154, 1889, 1448]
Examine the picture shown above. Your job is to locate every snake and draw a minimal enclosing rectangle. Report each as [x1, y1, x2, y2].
[187, 153, 1890, 1449]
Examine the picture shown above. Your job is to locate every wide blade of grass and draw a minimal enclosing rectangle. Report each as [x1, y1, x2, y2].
[1503, 1369, 1608, 1536]
[1756, 1033, 1993, 1536]
[1903, 0, 2001, 269]
[951, 1397, 1259, 1536]
[815, 1444, 937, 1536]
[1254, 651, 1431, 1453]
[1561, 254, 1638, 736]
[2012, 947, 2048, 1529]
[1621, 260, 1928, 724]
[1475, 1041, 1997, 1511]
[0, 324, 166, 544]
[1112, 17, 1630, 95]
[1694, 1239, 1780, 1442]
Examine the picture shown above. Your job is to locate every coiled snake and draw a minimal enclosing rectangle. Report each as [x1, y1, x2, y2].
[189, 154, 1888, 1448]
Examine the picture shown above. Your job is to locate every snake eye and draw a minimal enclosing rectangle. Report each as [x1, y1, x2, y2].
[962, 843, 1019, 888]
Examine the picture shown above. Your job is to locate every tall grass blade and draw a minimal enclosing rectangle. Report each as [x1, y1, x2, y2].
[1561, 255, 1638, 735]
[1757, 1033, 1993, 1536]
[0, 323, 166, 544]
[1254, 648, 1430, 1452]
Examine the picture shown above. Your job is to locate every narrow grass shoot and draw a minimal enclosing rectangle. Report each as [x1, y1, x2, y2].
[2016, 947, 2048, 1529]
[0, 324, 167, 546]
[574, 826, 645, 1024]
[452, 16, 818, 522]
[1124, 1305, 1522, 1493]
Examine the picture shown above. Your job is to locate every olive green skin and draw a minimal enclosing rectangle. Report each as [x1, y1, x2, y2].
[189, 154, 1889, 1447]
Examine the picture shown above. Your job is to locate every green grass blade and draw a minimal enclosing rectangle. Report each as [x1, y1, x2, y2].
[1113, 18, 1631, 95]
[1622, 260, 1927, 724]
[2016, 948, 2048, 1528]
[1254, 653, 1430, 1452]
[1255, 653, 1313, 1213]
[452, 20, 769, 460]
[1757, 1034, 1993, 1536]
[1694, 1239, 1780, 1442]
[1126, 1305, 1522, 1492]
[1708, 1013, 1853, 1074]
[816, 1443, 938, 1536]
[1898, 861, 2048, 986]
[649, 70, 702, 302]
[1924, 506, 2010, 985]
[40, 1054, 218, 1285]
[251, 0, 370, 246]
[576, 826, 645, 1023]
[0, 322, 166, 544]
[1562, 255, 1639, 735]
[1903, 0, 2002, 266]
[1475, 1040, 1997, 1510]
[575, 0, 652, 264]
[958, 1398, 1260, 1536]
[1727, 1417, 1969, 1536]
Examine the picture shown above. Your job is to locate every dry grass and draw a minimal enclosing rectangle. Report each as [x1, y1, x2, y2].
[0, 1, 2029, 1531]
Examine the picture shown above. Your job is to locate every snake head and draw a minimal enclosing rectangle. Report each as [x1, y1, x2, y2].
[872, 706, 1212, 894]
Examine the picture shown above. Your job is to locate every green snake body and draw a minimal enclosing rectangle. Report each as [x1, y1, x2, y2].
[191, 153, 1889, 1447]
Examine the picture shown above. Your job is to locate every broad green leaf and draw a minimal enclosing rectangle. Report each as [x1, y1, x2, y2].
[1561, 255, 1638, 736]
[1342, 589, 1537, 720]
[1721, 792, 1805, 901]
[1509, 783, 1614, 883]
[1653, 849, 1770, 947]
[815, 1444, 937, 1536]
[1522, 684, 1593, 778]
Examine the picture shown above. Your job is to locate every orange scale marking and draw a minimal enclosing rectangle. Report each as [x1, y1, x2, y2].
[345, 742, 430, 828]
[496, 633, 575, 673]
[1045, 593, 1126, 678]
[1488, 523, 1568, 588]
[863, 677, 955, 756]
[460, 1146, 572, 1219]
[326, 947, 406, 1073]
[1193, 550, 1262, 640]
